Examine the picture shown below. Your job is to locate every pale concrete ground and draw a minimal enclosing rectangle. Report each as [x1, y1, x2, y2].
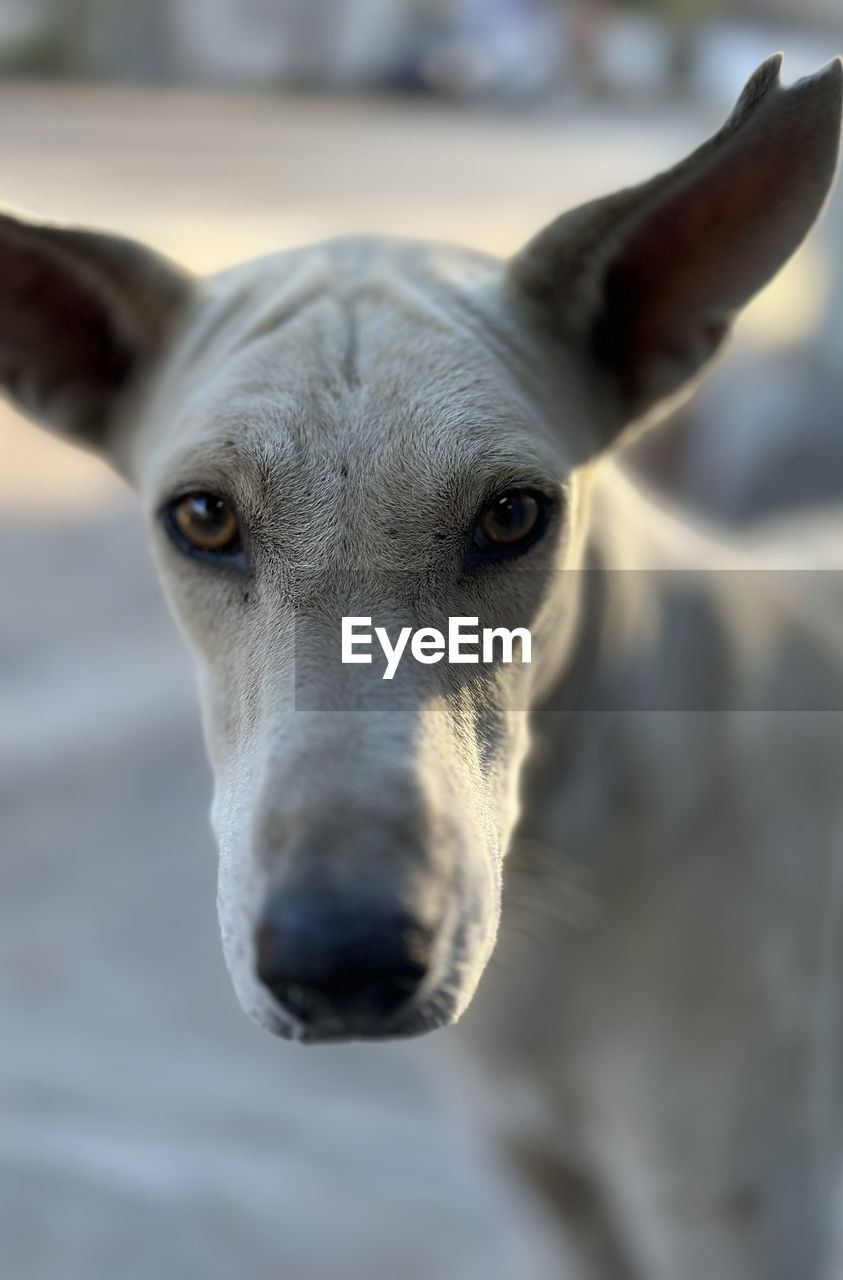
[0, 84, 836, 1280]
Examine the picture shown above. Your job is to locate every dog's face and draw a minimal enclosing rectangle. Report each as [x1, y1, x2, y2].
[1, 56, 839, 1041]
[131, 237, 596, 1038]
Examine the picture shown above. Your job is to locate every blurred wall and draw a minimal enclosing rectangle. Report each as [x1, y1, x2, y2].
[1, 0, 840, 95]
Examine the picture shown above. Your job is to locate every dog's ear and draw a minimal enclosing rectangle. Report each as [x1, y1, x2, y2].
[509, 55, 843, 446]
[0, 208, 192, 450]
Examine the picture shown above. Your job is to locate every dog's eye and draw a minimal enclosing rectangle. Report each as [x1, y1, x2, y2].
[478, 491, 539, 545]
[472, 489, 546, 558]
[167, 492, 241, 556]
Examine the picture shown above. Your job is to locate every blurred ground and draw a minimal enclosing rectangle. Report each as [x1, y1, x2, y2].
[0, 83, 838, 1280]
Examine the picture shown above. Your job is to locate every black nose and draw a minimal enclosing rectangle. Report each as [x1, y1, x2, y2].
[255, 883, 434, 1027]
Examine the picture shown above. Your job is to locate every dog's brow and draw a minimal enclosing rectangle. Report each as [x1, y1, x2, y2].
[452, 450, 559, 497]
[155, 420, 294, 502]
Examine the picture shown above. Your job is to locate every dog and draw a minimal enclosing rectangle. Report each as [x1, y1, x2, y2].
[3, 54, 842, 1277]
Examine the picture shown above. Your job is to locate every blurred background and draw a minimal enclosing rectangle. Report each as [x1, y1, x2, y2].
[1, 3, 841, 1278]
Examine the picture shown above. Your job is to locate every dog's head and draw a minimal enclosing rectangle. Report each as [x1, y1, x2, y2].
[4, 57, 840, 1041]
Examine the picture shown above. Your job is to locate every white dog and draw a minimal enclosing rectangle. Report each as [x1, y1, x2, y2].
[3, 54, 842, 1277]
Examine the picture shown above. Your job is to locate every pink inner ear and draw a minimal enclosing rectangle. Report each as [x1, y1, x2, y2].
[0, 237, 132, 399]
[597, 115, 817, 378]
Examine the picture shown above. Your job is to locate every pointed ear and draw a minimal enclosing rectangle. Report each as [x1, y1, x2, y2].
[509, 55, 843, 446]
[0, 208, 193, 450]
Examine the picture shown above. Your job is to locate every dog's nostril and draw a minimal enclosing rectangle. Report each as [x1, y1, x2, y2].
[254, 886, 434, 1026]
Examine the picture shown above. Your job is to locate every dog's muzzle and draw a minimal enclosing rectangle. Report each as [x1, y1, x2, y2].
[254, 880, 438, 1041]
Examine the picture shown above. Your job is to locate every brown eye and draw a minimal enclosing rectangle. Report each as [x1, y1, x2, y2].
[476, 489, 541, 549]
[170, 492, 240, 554]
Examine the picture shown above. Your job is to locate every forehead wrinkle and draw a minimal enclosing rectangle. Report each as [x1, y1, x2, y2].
[265, 260, 494, 404]
[199, 296, 364, 427]
[195, 245, 459, 404]
[183, 252, 337, 372]
[184, 249, 516, 437]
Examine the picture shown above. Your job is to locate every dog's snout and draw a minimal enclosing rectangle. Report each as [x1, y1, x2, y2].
[255, 883, 435, 1030]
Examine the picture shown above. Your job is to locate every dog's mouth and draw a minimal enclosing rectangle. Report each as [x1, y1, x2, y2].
[288, 996, 458, 1045]
[255, 979, 461, 1044]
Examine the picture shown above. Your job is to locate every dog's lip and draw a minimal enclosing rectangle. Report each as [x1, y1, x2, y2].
[294, 1018, 444, 1045]
[259, 995, 454, 1045]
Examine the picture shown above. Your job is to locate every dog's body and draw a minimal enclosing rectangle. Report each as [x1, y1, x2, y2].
[3, 55, 843, 1277]
[469, 463, 843, 1277]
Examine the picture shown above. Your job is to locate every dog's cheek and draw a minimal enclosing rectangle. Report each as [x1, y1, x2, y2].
[196, 666, 250, 783]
